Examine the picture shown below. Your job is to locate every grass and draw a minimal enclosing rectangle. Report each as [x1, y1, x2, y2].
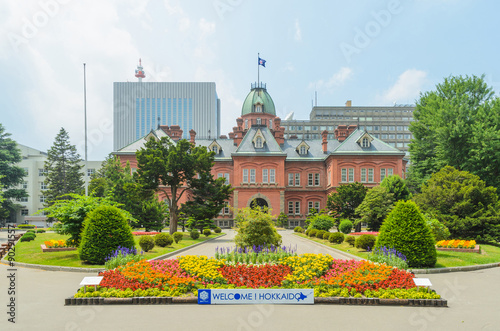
[9, 232, 224, 268]
[294, 233, 500, 268]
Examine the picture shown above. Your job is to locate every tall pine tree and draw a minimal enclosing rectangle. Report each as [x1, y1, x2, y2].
[45, 128, 84, 204]
[0, 124, 28, 221]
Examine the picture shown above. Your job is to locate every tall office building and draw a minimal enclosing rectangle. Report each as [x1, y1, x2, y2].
[281, 101, 414, 153]
[113, 61, 221, 151]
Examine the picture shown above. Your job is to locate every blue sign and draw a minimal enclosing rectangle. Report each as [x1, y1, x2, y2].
[198, 289, 314, 305]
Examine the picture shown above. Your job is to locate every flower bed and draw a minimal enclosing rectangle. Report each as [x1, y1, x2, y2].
[436, 240, 479, 253]
[40, 244, 76, 253]
[132, 231, 161, 236]
[72, 254, 441, 301]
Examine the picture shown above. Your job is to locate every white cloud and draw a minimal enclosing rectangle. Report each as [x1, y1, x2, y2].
[379, 69, 427, 104]
[294, 19, 302, 42]
[309, 67, 353, 92]
[283, 62, 294, 72]
[199, 18, 215, 38]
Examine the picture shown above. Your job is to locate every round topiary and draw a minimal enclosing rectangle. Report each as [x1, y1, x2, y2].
[376, 200, 437, 268]
[308, 214, 335, 231]
[173, 232, 183, 244]
[190, 229, 200, 240]
[308, 229, 317, 237]
[79, 205, 136, 265]
[20, 233, 36, 242]
[355, 234, 377, 251]
[345, 235, 356, 246]
[322, 232, 330, 240]
[36, 229, 46, 233]
[214, 227, 222, 233]
[339, 219, 353, 234]
[154, 233, 173, 247]
[27, 229, 35, 233]
[316, 230, 326, 239]
[139, 236, 155, 252]
[294, 226, 303, 233]
[329, 232, 345, 244]
[203, 229, 211, 237]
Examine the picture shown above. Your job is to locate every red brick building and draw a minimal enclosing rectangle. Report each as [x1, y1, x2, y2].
[115, 84, 407, 228]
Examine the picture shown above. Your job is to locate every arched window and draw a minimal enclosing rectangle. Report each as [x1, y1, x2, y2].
[255, 137, 263, 148]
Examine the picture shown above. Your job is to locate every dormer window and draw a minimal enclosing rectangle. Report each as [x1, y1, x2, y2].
[296, 141, 310, 155]
[255, 137, 263, 148]
[300, 146, 306, 155]
[356, 132, 374, 148]
[362, 138, 370, 148]
[208, 141, 222, 154]
[212, 145, 219, 153]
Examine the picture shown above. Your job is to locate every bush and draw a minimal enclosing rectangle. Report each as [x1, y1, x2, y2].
[154, 233, 173, 247]
[308, 229, 317, 237]
[139, 236, 155, 252]
[173, 232, 183, 244]
[51, 221, 63, 234]
[424, 215, 450, 242]
[294, 226, 303, 233]
[79, 205, 136, 264]
[355, 234, 377, 251]
[27, 229, 35, 233]
[234, 207, 282, 248]
[20, 233, 36, 242]
[190, 230, 200, 240]
[36, 229, 46, 233]
[214, 227, 222, 233]
[376, 200, 437, 268]
[308, 214, 335, 231]
[345, 235, 356, 246]
[316, 230, 326, 239]
[17, 224, 36, 229]
[339, 219, 353, 234]
[203, 229, 212, 237]
[329, 232, 344, 244]
[322, 232, 330, 240]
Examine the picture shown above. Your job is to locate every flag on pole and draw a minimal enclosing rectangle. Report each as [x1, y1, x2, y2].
[258, 57, 266, 67]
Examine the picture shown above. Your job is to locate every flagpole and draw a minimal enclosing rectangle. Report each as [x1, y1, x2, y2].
[257, 53, 260, 87]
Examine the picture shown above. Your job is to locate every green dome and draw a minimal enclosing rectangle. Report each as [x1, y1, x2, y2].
[241, 84, 276, 116]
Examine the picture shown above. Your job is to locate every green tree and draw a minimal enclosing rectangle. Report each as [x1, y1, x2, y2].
[414, 166, 499, 243]
[376, 200, 437, 268]
[275, 212, 288, 228]
[0, 124, 27, 222]
[179, 171, 232, 225]
[355, 186, 394, 231]
[380, 175, 411, 202]
[41, 194, 134, 246]
[234, 207, 282, 248]
[136, 138, 218, 234]
[327, 182, 367, 231]
[409, 74, 500, 190]
[45, 128, 84, 204]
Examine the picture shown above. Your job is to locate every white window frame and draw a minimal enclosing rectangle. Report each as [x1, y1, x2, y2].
[288, 201, 294, 214]
[300, 146, 306, 155]
[348, 168, 354, 182]
[270, 169, 275, 183]
[224, 173, 230, 185]
[295, 201, 301, 215]
[360, 168, 367, 183]
[368, 168, 374, 183]
[308, 173, 314, 186]
[255, 137, 263, 148]
[314, 173, 320, 186]
[380, 168, 386, 181]
[262, 169, 268, 183]
[388, 168, 394, 176]
[39, 195, 46, 203]
[341, 168, 347, 182]
[243, 169, 248, 183]
[40, 181, 48, 190]
[295, 173, 300, 186]
[250, 169, 256, 183]
[288, 173, 294, 186]
[38, 168, 47, 176]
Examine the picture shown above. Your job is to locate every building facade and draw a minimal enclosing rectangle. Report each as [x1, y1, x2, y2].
[282, 101, 414, 153]
[116, 84, 407, 228]
[113, 81, 221, 151]
[9, 144, 102, 226]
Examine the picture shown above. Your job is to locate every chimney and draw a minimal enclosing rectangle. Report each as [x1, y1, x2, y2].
[345, 100, 352, 107]
[189, 129, 196, 144]
[169, 125, 183, 141]
[219, 135, 227, 139]
[334, 125, 348, 142]
[321, 130, 328, 153]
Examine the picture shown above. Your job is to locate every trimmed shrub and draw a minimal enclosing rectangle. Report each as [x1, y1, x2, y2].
[308, 229, 317, 237]
[214, 227, 222, 233]
[36, 229, 46, 233]
[190, 230, 200, 240]
[308, 214, 335, 231]
[339, 219, 353, 234]
[345, 235, 356, 246]
[17, 224, 36, 229]
[154, 233, 173, 247]
[329, 232, 345, 244]
[27, 229, 35, 233]
[173, 232, 183, 244]
[294, 226, 303, 233]
[20, 233, 36, 242]
[376, 200, 437, 268]
[139, 236, 155, 252]
[322, 232, 330, 240]
[316, 230, 326, 239]
[234, 207, 282, 248]
[203, 229, 211, 237]
[355, 234, 377, 251]
[79, 205, 136, 265]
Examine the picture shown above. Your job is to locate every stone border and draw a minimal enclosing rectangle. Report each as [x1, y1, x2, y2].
[40, 244, 77, 252]
[64, 296, 447, 307]
[0, 233, 226, 273]
[435, 245, 480, 253]
[409, 262, 500, 274]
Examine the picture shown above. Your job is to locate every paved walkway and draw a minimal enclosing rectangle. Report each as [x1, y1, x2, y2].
[1, 230, 499, 330]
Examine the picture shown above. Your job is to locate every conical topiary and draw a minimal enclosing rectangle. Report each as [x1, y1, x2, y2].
[376, 200, 436, 268]
[79, 205, 136, 265]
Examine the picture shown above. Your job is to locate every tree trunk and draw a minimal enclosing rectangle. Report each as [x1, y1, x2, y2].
[169, 204, 178, 234]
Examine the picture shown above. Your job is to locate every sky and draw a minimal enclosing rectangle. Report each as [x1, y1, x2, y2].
[1, 0, 499, 161]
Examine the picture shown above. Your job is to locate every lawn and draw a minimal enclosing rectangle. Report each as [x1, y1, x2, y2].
[294, 233, 500, 268]
[10, 232, 224, 268]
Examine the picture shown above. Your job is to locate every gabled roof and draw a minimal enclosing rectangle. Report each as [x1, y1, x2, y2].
[196, 139, 236, 161]
[233, 126, 285, 156]
[332, 129, 405, 155]
[208, 140, 222, 154]
[114, 128, 174, 155]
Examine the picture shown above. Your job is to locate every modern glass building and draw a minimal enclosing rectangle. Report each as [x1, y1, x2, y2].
[113, 82, 220, 151]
